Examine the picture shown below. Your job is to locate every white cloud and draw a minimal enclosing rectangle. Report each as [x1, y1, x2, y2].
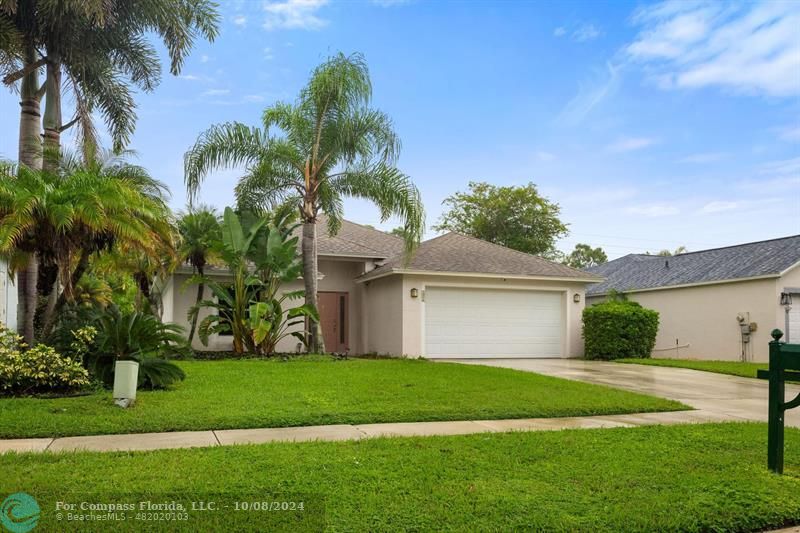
[243, 94, 266, 103]
[263, 47, 274, 60]
[760, 156, 800, 177]
[607, 137, 657, 153]
[202, 89, 231, 96]
[737, 156, 800, 190]
[778, 124, 800, 142]
[700, 200, 739, 213]
[178, 74, 200, 81]
[557, 62, 620, 126]
[232, 15, 247, 27]
[678, 152, 728, 163]
[200, 55, 210, 63]
[553, 27, 566, 37]
[626, 1, 800, 97]
[535, 151, 556, 162]
[573, 23, 601, 42]
[625, 204, 680, 217]
[263, 0, 329, 31]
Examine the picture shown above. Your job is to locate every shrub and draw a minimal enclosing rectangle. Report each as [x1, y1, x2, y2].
[89, 310, 189, 389]
[583, 300, 659, 360]
[0, 326, 90, 396]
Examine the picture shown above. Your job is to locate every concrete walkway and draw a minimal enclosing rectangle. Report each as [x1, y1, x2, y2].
[0, 409, 734, 454]
[446, 358, 800, 427]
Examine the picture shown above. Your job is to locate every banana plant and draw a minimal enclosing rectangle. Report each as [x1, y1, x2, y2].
[191, 207, 319, 355]
[248, 298, 319, 354]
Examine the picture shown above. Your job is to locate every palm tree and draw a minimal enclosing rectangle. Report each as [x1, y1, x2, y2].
[185, 53, 425, 352]
[177, 206, 220, 343]
[0, 153, 174, 334]
[1, 0, 218, 341]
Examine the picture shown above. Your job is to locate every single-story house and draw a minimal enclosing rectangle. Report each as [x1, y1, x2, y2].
[162, 218, 601, 358]
[0, 259, 16, 332]
[586, 235, 800, 362]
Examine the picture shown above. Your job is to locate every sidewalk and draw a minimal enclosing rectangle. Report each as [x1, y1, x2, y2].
[0, 408, 739, 454]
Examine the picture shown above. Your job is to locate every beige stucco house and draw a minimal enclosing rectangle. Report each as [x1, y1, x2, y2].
[162, 219, 600, 358]
[586, 235, 800, 362]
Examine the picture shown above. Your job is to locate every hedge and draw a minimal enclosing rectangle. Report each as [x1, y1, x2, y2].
[583, 300, 659, 360]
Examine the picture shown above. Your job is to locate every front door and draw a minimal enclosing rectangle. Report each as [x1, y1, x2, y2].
[318, 292, 349, 353]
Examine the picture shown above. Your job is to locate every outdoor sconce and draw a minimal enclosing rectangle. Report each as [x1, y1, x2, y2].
[573, 293, 581, 303]
[410, 288, 419, 298]
[781, 292, 793, 306]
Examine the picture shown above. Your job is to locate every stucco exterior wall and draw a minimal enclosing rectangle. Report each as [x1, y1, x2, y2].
[0, 260, 16, 331]
[398, 274, 587, 358]
[166, 258, 367, 353]
[587, 277, 783, 362]
[361, 275, 403, 355]
[779, 264, 800, 343]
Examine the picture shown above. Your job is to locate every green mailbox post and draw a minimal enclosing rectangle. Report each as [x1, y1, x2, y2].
[757, 329, 800, 474]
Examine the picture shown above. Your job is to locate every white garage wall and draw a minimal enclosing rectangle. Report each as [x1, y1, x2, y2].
[400, 274, 587, 358]
[362, 275, 403, 355]
[587, 277, 780, 362]
[781, 263, 800, 344]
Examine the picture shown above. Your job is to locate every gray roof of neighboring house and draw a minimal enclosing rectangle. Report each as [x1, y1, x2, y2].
[293, 215, 405, 259]
[361, 232, 602, 281]
[586, 234, 800, 296]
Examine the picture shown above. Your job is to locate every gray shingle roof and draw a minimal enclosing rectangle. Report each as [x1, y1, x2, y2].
[292, 215, 405, 258]
[362, 232, 601, 281]
[586, 234, 800, 296]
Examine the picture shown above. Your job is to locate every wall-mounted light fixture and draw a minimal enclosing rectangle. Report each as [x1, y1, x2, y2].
[781, 292, 793, 306]
[410, 288, 419, 298]
[573, 293, 581, 303]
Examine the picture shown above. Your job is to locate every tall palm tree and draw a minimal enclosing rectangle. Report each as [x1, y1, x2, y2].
[0, 153, 174, 334]
[0, 0, 218, 342]
[177, 205, 220, 343]
[185, 53, 425, 353]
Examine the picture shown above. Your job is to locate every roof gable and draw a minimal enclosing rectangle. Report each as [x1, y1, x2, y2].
[363, 232, 600, 281]
[586, 234, 800, 296]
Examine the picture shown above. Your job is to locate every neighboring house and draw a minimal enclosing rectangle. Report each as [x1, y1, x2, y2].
[0, 259, 17, 331]
[586, 235, 800, 362]
[162, 218, 600, 358]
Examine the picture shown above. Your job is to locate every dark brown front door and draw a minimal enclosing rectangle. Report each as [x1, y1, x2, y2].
[318, 292, 349, 353]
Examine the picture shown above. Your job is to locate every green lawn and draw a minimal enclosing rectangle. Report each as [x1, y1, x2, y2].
[0, 358, 685, 439]
[616, 358, 767, 379]
[3, 423, 800, 531]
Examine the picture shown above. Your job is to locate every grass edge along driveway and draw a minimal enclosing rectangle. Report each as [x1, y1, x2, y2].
[0, 358, 687, 438]
[615, 357, 767, 379]
[2, 423, 800, 531]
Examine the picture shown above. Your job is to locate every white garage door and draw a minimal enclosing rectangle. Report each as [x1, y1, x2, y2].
[424, 286, 563, 358]
[788, 295, 800, 343]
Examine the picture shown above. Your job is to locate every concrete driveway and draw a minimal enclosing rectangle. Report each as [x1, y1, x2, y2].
[446, 358, 800, 428]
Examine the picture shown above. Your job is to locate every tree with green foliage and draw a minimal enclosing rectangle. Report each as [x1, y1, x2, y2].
[0, 154, 174, 336]
[177, 206, 221, 343]
[191, 207, 318, 355]
[655, 246, 688, 257]
[0, 0, 219, 343]
[184, 53, 424, 353]
[564, 243, 608, 269]
[434, 182, 567, 258]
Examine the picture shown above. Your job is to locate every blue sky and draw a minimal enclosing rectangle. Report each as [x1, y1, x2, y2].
[1, 0, 798, 258]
